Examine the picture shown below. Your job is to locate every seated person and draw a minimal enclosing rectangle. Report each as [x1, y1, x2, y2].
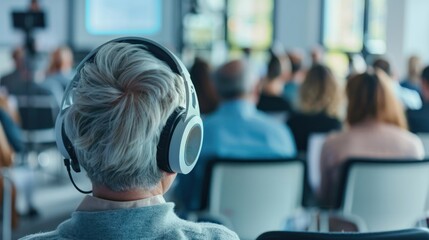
[407, 66, 429, 133]
[257, 51, 292, 115]
[287, 64, 342, 153]
[373, 58, 422, 110]
[319, 71, 424, 208]
[22, 39, 238, 239]
[175, 59, 297, 211]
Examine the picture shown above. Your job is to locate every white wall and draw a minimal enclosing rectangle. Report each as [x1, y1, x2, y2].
[275, 0, 321, 53]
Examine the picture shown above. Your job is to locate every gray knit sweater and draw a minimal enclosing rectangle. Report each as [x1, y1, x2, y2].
[20, 203, 239, 240]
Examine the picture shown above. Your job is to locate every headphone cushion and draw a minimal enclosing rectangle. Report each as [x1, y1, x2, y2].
[157, 107, 185, 172]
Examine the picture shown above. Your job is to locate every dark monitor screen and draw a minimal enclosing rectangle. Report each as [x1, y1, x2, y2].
[12, 11, 46, 30]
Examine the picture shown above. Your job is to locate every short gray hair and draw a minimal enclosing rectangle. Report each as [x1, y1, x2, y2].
[214, 59, 259, 99]
[64, 42, 185, 191]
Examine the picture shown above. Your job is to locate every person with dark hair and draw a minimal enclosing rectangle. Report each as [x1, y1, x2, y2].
[41, 46, 75, 105]
[372, 57, 422, 110]
[189, 57, 219, 115]
[407, 66, 429, 133]
[257, 52, 292, 116]
[319, 71, 424, 208]
[282, 50, 305, 108]
[400, 55, 422, 94]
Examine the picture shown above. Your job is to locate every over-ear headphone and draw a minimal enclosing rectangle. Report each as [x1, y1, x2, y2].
[55, 37, 203, 193]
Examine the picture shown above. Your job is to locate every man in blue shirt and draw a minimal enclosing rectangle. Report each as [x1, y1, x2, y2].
[175, 59, 296, 211]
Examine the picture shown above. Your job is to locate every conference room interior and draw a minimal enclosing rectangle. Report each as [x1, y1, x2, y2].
[2, 0, 429, 239]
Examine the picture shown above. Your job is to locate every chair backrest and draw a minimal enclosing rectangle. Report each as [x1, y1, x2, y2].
[17, 95, 58, 130]
[337, 159, 429, 232]
[17, 95, 59, 144]
[307, 133, 327, 193]
[256, 228, 429, 240]
[417, 133, 429, 158]
[206, 158, 305, 240]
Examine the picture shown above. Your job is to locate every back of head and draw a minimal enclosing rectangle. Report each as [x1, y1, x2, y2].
[287, 51, 303, 75]
[64, 42, 185, 191]
[189, 57, 218, 114]
[299, 64, 340, 117]
[189, 57, 211, 92]
[266, 54, 282, 80]
[266, 53, 291, 81]
[408, 55, 421, 79]
[12, 47, 25, 68]
[214, 59, 259, 100]
[48, 46, 74, 74]
[372, 58, 392, 76]
[346, 71, 407, 129]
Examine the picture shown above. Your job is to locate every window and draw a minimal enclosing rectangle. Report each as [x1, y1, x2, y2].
[226, 0, 274, 50]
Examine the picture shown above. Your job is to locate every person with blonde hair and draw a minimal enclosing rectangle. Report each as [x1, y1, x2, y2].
[287, 64, 342, 152]
[318, 71, 424, 207]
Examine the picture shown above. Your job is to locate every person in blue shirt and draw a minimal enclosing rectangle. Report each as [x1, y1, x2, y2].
[175, 59, 296, 211]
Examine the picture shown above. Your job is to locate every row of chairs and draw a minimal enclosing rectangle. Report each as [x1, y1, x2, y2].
[198, 158, 429, 240]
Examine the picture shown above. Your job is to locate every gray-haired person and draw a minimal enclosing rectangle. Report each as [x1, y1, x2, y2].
[22, 39, 238, 239]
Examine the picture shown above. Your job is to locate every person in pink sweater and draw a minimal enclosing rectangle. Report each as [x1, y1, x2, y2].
[318, 70, 424, 208]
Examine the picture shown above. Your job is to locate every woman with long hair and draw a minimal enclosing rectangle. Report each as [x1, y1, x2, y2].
[287, 64, 342, 152]
[318, 71, 424, 207]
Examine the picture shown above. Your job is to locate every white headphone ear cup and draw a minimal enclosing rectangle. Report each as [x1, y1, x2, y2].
[169, 115, 203, 174]
[55, 110, 71, 159]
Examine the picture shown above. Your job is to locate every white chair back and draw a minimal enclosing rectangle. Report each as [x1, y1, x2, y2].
[207, 159, 305, 240]
[417, 133, 429, 157]
[307, 133, 327, 193]
[340, 159, 429, 232]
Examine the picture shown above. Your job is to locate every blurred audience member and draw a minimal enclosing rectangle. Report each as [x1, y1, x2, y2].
[407, 66, 429, 133]
[0, 47, 27, 95]
[287, 64, 342, 153]
[282, 50, 305, 108]
[0, 94, 23, 228]
[373, 57, 422, 110]
[400, 55, 422, 94]
[257, 52, 292, 115]
[23, 42, 238, 239]
[189, 57, 218, 115]
[319, 71, 424, 208]
[176, 59, 296, 211]
[42, 46, 74, 105]
[311, 45, 324, 65]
